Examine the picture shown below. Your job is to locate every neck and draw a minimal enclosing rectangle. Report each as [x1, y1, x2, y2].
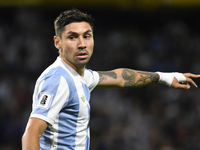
[75, 65, 85, 77]
[60, 56, 85, 77]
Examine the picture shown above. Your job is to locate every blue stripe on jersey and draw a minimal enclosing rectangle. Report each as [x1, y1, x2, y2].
[34, 72, 61, 117]
[34, 67, 60, 108]
[40, 126, 52, 150]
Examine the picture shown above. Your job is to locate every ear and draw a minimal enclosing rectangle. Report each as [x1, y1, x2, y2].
[54, 36, 61, 50]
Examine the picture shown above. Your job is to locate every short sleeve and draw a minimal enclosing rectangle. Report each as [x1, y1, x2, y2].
[84, 69, 99, 92]
[30, 75, 69, 125]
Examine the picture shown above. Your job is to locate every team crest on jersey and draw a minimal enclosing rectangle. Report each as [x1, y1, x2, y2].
[81, 95, 85, 102]
[37, 92, 53, 109]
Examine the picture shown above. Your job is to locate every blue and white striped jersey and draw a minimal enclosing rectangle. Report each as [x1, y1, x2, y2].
[30, 57, 99, 150]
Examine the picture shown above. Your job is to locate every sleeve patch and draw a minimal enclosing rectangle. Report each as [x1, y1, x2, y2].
[37, 92, 53, 109]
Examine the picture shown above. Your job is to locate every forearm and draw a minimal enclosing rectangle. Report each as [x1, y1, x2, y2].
[97, 68, 159, 89]
[22, 118, 47, 150]
[121, 69, 159, 88]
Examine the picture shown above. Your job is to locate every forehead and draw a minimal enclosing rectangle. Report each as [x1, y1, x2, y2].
[64, 22, 92, 34]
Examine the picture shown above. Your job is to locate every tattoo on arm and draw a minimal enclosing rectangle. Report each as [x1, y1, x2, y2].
[98, 71, 117, 84]
[121, 69, 159, 88]
[137, 71, 159, 82]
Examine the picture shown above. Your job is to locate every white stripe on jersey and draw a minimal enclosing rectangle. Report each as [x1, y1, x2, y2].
[50, 115, 59, 150]
[74, 79, 90, 149]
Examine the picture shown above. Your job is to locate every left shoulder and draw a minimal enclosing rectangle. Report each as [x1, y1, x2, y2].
[84, 68, 96, 78]
[84, 69, 99, 91]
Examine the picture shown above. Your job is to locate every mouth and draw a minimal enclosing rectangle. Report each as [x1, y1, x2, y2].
[76, 51, 89, 59]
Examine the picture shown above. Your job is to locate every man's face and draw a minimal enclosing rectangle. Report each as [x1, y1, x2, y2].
[54, 22, 94, 70]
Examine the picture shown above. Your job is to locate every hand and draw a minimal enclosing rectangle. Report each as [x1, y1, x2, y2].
[171, 73, 200, 89]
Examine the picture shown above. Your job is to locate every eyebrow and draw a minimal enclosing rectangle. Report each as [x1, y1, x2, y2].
[67, 29, 92, 35]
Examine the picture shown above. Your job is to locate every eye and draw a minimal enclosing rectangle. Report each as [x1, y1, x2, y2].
[84, 34, 91, 39]
[69, 36, 74, 40]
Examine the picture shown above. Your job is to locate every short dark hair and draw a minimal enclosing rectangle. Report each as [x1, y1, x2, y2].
[54, 8, 94, 38]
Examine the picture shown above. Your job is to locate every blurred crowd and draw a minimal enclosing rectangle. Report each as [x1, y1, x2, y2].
[0, 7, 200, 150]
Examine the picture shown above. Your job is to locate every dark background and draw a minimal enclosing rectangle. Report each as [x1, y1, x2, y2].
[1, 1, 200, 149]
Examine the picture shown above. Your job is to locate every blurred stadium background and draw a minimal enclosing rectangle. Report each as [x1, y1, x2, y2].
[1, 0, 200, 150]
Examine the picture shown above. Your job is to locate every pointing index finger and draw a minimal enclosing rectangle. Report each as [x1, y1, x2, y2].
[183, 73, 200, 78]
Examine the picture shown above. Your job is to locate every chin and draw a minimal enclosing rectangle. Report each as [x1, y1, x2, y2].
[77, 59, 90, 66]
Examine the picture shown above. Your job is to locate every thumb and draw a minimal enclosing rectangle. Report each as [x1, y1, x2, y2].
[177, 83, 190, 89]
[171, 78, 190, 89]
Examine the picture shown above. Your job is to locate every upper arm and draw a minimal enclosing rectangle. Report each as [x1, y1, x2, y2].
[95, 69, 124, 89]
[22, 118, 48, 150]
[24, 118, 48, 138]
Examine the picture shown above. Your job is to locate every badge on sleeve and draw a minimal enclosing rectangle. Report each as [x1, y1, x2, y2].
[37, 92, 53, 109]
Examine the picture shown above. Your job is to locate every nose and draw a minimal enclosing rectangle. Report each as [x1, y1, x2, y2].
[78, 37, 86, 50]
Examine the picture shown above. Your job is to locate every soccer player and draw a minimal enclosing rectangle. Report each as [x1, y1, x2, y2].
[22, 8, 200, 150]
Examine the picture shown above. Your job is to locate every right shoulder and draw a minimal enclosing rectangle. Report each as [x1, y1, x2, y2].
[37, 66, 69, 84]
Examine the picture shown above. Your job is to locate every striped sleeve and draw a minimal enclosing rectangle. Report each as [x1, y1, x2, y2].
[30, 74, 69, 125]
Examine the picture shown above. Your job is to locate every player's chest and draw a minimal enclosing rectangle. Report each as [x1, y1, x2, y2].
[68, 80, 90, 116]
